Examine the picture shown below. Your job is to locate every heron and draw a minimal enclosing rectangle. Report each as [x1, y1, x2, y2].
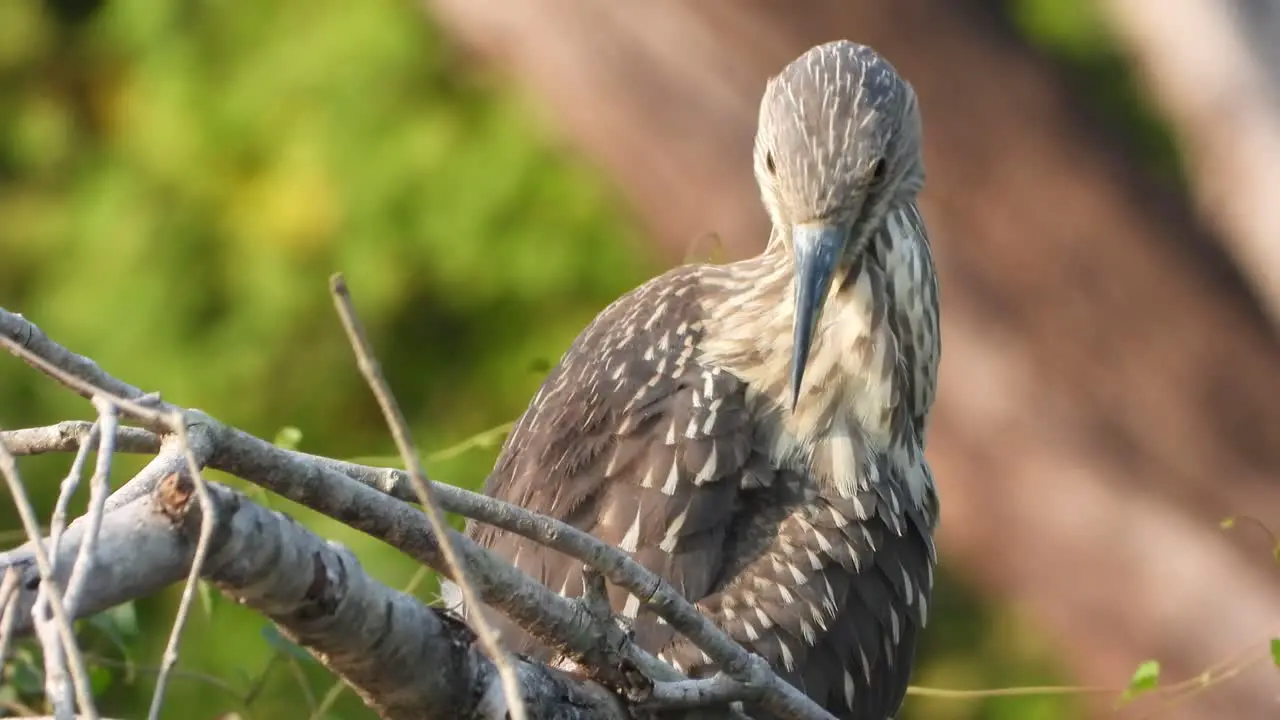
[465, 39, 940, 719]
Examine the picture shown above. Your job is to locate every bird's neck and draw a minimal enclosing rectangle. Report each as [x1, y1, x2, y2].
[698, 201, 922, 449]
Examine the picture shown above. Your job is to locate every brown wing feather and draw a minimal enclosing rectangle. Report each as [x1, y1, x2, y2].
[467, 266, 758, 658]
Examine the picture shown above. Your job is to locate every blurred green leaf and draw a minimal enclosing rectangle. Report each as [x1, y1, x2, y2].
[86, 602, 141, 676]
[274, 426, 305, 451]
[1122, 659, 1160, 703]
[426, 421, 515, 463]
[1271, 638, 1279, 669]
[9, 648, 42, 695]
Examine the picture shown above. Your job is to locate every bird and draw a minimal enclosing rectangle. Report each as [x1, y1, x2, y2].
[463, 39, 941, 719]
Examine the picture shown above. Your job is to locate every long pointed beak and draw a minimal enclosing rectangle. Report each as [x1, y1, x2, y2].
[790, 222, 846, 410]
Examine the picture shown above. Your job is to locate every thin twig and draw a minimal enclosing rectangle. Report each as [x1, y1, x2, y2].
[34, 417, 102, 717]
[0, 314, 151, 408]
[48, 422, 99, 554]
[329, 274, 529, 720]
[63, 399, 117, 616]
[0, 336, 169, 430]
[0, 569, 19, 664]
[146, 418, 219, 720]
[81, 652, 247, 704]
[644, 674, 750, 710]
[37, 611, 73, 719]
[30, 416, 96, 720]
[0, 438, 98, 718]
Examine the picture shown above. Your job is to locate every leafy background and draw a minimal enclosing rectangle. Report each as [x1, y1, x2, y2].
[0, 0, 1179, 717]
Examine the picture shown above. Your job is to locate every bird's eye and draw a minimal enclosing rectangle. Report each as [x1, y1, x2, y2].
[765, 151, 777, 176]
[870, 158, 888, 184]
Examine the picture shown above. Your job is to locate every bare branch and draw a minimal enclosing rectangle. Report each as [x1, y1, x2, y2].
[0, 438, 97, 717]
[0, 422, 160, 457]
[63, 400, 116, 617]
[0, 569, 19, 664]
[0, 312, 151, 407]
[177, 474, 630, 720]
[645, 675, 753, 712]
[147, 420, 219, 720]
[48, 421, 100, 554]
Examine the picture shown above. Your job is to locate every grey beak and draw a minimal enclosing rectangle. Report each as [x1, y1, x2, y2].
[790, 222, 846, 410]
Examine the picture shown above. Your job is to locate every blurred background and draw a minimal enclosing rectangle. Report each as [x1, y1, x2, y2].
[2, 0, 1279, 718]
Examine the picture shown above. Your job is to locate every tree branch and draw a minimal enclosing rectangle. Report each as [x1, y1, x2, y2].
[1, 306, 829, 718]
[1, 422, 160, 457]
[1, 305, 830, 719]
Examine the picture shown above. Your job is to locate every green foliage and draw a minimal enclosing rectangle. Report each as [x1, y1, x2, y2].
[1, 0, 650, 716]
[1007, 0, 1184, 182]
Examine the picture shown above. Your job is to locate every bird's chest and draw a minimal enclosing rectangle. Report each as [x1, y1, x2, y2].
[758, 325, 904, 501]
[775, 268, 903, 445]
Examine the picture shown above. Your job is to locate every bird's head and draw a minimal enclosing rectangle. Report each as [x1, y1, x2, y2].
[753, 40, 924, 409]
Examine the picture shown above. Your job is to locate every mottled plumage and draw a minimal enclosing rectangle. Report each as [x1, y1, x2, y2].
[465, 40, 941, 719]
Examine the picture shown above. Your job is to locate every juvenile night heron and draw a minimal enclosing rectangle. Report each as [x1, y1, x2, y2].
[465, 39, 940, 719]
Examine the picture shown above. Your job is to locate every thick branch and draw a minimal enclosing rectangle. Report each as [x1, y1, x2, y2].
[156, 473, 629, 720]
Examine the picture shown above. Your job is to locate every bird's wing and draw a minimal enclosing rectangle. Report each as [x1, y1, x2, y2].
[878, 202, 940, 445]
[467, 266, 758, 658]
[663, 450, 936, 719]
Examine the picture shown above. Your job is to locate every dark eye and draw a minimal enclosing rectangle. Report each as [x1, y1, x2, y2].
[765, 151, 777, 176]
[870, 158, 888, 184]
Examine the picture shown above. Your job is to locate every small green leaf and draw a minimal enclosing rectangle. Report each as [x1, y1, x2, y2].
[427, 421, 515, 463]
[273, 426, 304, 450]
[1219, 517, 1236, 530]
[86, 602, 139, 679]
[1123, 659, 1161, 702]
[100, 601, 139, 639]
[1270, 638, 1279, 668]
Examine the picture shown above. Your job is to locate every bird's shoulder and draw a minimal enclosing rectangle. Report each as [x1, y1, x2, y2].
[483, 264, 756, 516]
